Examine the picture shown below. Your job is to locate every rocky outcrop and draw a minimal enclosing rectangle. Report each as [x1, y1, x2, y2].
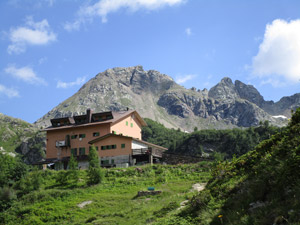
[208, 77, 238, 101]
[234, 80, 265, 107]
[15, 132, 46, 164]
[0, 113, 45, 164]
[35, 66, 294, 131]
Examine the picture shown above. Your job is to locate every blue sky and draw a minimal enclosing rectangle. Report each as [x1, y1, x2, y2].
[1, 0, 300, 123]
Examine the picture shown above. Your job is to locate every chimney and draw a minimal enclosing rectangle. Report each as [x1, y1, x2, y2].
[87, 108, 92, 123]
[126, 107, 129, 111]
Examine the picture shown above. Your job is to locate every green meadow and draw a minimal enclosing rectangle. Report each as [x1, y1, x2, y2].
[0, 163, 211, 225]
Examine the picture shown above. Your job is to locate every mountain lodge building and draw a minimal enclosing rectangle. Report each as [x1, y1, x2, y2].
[44, 109, 167, 169]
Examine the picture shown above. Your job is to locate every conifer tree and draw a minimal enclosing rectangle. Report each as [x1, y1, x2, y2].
[87, 145, 103, 185]
[68, 154, 79, 183]
[68, 154, 78, 170]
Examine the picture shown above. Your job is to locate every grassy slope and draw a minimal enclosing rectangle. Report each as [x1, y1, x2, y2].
[178, 108, 300, 225]
[1, 163, 211, 225]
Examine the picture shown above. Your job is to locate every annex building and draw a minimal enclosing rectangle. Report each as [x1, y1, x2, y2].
[44, 109, 166, 169]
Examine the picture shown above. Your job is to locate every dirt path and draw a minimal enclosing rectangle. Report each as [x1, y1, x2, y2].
[191, 183, 206, 192]
[178, 183, 206, 210]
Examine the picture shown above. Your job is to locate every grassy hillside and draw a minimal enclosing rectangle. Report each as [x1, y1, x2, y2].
[170, 108, 300, 224]
[0, 163, 212, 225]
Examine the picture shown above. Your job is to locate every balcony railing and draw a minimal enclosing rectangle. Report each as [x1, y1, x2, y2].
[56, 140, 66, 147]
[132, 148, 164, 158]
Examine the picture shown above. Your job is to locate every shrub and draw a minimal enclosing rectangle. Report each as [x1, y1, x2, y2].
[55, 171, 69, 186]
[0, 186, 16, 211]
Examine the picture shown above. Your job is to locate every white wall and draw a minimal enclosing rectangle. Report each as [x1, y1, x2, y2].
[132, 140, 148, 149]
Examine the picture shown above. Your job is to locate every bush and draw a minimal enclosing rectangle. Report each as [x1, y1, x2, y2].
[0, 154, 28, 187]
[0, 186, 16, 211]
[14, 170, 43, 196]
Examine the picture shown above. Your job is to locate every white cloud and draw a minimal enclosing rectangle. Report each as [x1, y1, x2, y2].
[185, 27, 192, 36]
[57, 77, 86, 88]
[64, 0, 186, 31]
[5, 65, 47, 86]
[7, 17, 57, 54]
[252, 19, 300, 84]
[0, 84, 19, 98]
[176, 74, 196, 84]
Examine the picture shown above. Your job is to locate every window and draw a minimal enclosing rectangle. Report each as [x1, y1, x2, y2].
[71, 135, 77, 139]
[79, 134, 86, 138]
[121, 144, 125, 148]
[93, 132, 100, 137]
[101, 145, 116, 150]
[79, 147, 85, 155]
[71, 148, 77, 156]
[111, 159, 115, 164]
[130, 123, 133, 128]
[126, 121, 128, 126]
[101, 160, 109, 165]
[106, 115, 113, 120]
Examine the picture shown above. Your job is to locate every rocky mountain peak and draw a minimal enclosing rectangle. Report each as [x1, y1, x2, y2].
[208, 77, 237, 100]
[221, 77, 234, 85]
[35, 66, 293, 130]
[234, 80, 265, 107]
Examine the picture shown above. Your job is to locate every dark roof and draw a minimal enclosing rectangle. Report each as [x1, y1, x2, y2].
[88, 133, 132, 144]
[89, 133, 167, 151]
[45, 110, 147, 131]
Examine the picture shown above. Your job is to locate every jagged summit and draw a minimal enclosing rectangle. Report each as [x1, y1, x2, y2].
[35, 66, 298, 131]
[208, 77, 237, 100]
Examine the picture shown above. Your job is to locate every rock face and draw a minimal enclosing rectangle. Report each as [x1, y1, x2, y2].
[35, 66, 297, 131]
[0, 113, 45, 163]
[15, 132, 46, 164]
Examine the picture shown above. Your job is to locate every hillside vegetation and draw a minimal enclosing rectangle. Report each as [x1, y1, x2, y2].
[143, 118, 280, 158]
[0, 113, 45, 164]
[0, 161, 212, 225]
[168, 108, 300, 224]
[0, 113, 36, 152]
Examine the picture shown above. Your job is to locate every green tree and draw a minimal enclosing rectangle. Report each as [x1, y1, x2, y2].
[68, 154, 79, 184]
[68, 154, 78, 170]
[87, 145, 103, 185]
[0, 154, 28, 187]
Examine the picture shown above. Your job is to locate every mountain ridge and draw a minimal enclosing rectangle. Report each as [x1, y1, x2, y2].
[35, 65, 299, 131]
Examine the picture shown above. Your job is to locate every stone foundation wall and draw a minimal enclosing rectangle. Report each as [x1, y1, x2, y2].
[162, 153, 212, 164]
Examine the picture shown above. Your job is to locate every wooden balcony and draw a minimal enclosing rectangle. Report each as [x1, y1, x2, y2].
[132, 148, 164, 158]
